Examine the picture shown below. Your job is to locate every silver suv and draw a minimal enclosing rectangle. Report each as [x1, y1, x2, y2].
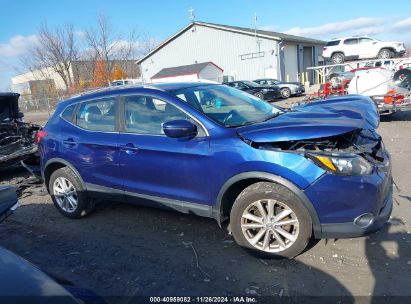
[322, 36, 406, 64]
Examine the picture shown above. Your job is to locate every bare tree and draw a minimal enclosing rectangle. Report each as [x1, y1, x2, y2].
[21, 24, 79, 91]
[18, 14, 157, 94]
[137, 34, 159, 57]
[85, 14, 139, 79]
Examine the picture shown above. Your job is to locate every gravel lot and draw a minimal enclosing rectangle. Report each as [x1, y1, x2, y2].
[0, 99, 410, 302]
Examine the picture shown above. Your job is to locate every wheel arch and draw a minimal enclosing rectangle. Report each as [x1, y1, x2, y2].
[331, 51, 345, 58]
[212, 171, 321, 237]
[44, 158, 85, 193]
[378, 47, 395, 54]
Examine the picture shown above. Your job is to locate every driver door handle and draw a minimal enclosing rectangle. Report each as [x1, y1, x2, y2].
[120, 143, 139, 154]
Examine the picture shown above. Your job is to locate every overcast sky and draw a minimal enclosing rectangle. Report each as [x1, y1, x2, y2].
[1, 0, 411, 90]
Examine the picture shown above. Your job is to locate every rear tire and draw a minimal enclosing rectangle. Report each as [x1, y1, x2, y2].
[377, 48, 393, 59]
[280, 88, 291, 99]
[331, 52, 345, 64]
[49, 167, 95, 219]
[230, 182, 312, 259]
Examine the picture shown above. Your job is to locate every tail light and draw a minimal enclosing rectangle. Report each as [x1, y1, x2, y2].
[35, 130, 47, 144]
[323, 47, 327, 51]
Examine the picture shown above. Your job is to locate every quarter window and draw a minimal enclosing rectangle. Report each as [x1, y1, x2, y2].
[359, 38, 373, 44]
[76, 98, 116, 132]
[326, 40, 340, 46]
[124, 95, 205, 136]
[61, 104, 76, 122]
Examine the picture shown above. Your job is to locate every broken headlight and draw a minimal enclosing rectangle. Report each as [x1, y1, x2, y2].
[308, 153, 373, 176]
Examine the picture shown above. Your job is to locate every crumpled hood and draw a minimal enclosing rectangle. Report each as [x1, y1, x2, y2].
[237, 95, 379, 142]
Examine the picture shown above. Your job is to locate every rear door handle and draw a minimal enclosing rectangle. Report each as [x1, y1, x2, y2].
[63, 138, 76, 147]
[120, 143, 139, 154]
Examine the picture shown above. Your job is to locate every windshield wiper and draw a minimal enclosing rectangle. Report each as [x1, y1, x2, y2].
[225, 112, 281, 128]
[260, 111, 281, 122]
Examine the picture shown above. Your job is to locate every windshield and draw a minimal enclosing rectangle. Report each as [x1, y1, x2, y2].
[242, 80, 261, 87]
[171, 84, 281, 127]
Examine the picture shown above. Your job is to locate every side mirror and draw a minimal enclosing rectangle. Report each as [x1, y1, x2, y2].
[163, 120, 197, 139]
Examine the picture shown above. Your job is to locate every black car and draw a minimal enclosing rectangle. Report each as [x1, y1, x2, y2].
[0, 185, 106, 303]
[253, 78, 305, 99]
[223, 80, 281, 101]
[0, 93, 41, 168]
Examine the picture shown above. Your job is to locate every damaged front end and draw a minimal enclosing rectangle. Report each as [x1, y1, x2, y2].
[237, 95, 388, 176]
[247, 129, 387, 176]
[0, 93, 41, 170]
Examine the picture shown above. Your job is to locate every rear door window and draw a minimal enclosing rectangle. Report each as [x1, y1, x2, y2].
[344, 38, 358, 45]
[75, 98, 116, 132]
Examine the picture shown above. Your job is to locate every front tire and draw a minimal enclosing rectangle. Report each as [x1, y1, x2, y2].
[230, 182, 312, 258]
[49, 167, 95, 219]
[331, 52, 345, 64]
[280, 87, 291, 99]
[254, 92, 264, 99]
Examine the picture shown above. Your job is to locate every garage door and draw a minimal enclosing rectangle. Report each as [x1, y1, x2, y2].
[284, 45, 298, 82]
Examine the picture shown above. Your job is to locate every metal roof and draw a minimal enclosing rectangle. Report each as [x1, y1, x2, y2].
[151, 62, 222, 79]
[137, 21, 326, 64]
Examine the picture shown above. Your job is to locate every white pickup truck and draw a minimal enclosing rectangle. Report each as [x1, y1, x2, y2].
[322, 36, 406, 64]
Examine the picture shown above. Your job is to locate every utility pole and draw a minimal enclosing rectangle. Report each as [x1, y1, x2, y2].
[254, 13, 261, 52]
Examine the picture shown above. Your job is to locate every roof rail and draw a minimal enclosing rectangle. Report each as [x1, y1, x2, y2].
[69, 83, 163, 99]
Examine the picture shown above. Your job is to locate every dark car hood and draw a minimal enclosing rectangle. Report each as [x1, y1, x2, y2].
[237, 95, 379, 142]
[0, 247, 80, 302]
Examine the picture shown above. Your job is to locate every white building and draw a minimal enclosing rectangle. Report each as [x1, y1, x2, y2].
[151, 62, 223, 83]
[138, 21, 325, 84]
[11, 60, 140, 95]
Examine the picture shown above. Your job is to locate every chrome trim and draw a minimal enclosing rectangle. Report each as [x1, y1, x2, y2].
[59, 93, 210, 137]
[11, 201, 20, 211]
[353, 213, 374, 228]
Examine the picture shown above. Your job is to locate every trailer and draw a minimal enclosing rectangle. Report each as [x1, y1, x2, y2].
[304, 58, 411, 114]
[307, 57, 411, 84]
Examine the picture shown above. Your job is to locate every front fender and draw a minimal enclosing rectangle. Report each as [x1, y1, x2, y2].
[212, 171, 322, 237]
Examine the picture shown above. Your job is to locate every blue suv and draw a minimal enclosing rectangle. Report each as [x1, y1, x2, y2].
[38, 82, 392, 258]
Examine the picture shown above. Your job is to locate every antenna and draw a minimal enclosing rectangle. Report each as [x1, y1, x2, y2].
[254, 13, 261, 52]
[188, 8, 196, 22]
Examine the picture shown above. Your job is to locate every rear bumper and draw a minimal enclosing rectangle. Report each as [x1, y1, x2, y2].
[395, 50, 406, 57]
[291, 86, 305, 96]
[319, 186, 392, 238]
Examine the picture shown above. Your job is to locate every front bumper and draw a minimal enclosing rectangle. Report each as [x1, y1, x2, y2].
[305, 150, 393, 239]
[320, 186, 392, 238]
[263, 90, 281, 100]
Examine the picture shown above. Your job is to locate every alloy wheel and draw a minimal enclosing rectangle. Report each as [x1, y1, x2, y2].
[240, 199, 299, 253]
[332, 54, 344, 64]
[53, 177, 78, 213]
[378, 50, 390, 59]
[281, 88, 291, 98]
